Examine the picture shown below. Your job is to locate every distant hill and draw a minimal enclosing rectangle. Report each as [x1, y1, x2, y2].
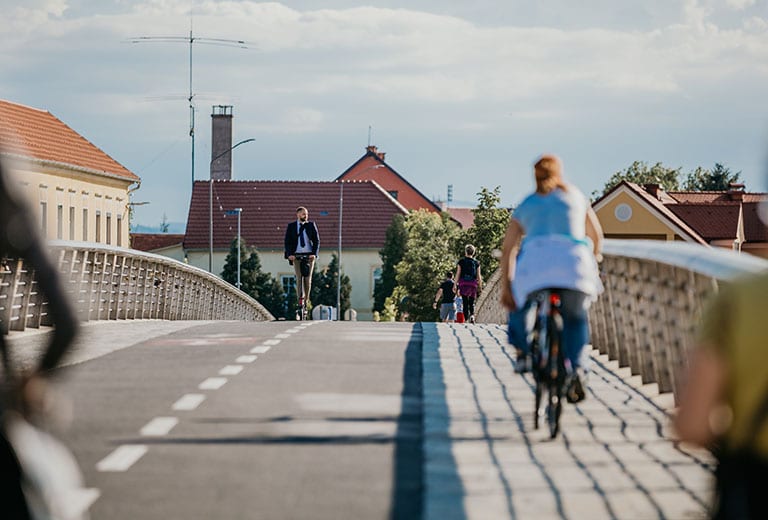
[132, 222, 186, 234]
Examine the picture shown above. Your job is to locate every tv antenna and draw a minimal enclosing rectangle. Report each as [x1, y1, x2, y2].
[128, 6, 248, 188]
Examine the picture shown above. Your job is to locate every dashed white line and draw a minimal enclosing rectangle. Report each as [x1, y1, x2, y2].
[172, 394, 206, 411]
[275, 333, 290, 339]
[199, 377, 228, 390]
[236, 355, 257, 363]
[140, 417, 178, 437]
[251, 346, 271, 354]
[96, 445, 148, 472]
[263, 339, 281, 346]
[285, 328, 300, 333]
[219, 365, 243, 376]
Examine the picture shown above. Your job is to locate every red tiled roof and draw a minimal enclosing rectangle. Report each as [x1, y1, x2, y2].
[336, 146, 442, 213]
[184, 180, 408, 250]
[668, 191, 768, 204]
[0, 99, 138, 182]
[130, 233, 185, 252]
[446, 207, 475, 229]
[667, 202, 768, 242]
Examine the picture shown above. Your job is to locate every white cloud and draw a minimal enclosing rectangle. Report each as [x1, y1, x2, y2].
[726, 0, 756, 9]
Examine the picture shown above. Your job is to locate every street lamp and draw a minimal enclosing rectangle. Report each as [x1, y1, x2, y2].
[209, 138, 255, 273]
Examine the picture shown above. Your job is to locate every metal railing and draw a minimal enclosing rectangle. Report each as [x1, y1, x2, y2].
[475, 239, 768, 397]
[1, 241, 273, 333]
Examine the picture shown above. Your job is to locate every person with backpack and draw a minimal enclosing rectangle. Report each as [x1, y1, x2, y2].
[456, 244, 482, 324]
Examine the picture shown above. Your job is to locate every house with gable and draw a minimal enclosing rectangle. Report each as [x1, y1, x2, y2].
[593, 181, 768, 259]
[0, 99, 139, 246]
[182, 179, 409, 319]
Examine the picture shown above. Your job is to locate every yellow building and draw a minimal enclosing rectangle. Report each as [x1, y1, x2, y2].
[594, 181, 768, 259]
[0, 99, 139, 246]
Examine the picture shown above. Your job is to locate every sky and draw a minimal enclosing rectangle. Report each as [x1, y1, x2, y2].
[1, 0, 767, 230]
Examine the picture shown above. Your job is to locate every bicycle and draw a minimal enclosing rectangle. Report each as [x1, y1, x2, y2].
[293, 253, 312, 321]
[529, 289, 567, 439]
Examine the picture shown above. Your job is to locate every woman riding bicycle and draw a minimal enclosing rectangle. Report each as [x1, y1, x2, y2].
[500, 154, 603, 400]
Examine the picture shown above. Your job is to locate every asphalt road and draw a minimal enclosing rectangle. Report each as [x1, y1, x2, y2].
[54, 320, 423, 520]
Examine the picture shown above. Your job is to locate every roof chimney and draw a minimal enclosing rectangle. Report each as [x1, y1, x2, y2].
[366, 145, 386, 161]
[211, 105, 233, 180]
[728, 182, 745, 202]
[643, 183, 662, 199]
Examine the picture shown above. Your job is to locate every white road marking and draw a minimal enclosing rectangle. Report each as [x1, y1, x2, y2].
[285, 328, 300, 333]
[275, 333, 290, 339]
[73, 488, 101, 516]
[96, 445, 148, 472]
[251, 346, 271, 354]
[199, 377, 228, 390]
[172, 394, 206, 411]
[140, 417, 178, 437]
[263, 339, 281, 345]
[236, 355, 257, 363]
[219, 365, 243, 376]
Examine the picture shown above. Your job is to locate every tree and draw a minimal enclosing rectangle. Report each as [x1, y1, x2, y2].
[395, 209, 460, 321]
[455, 186, 510, 276]
[373, 214, 407, 312]
[594, 161, 681, 199]
[220, 237, 284, 317]
[310, 253, 352, 319]
[682, 163, 741, 191]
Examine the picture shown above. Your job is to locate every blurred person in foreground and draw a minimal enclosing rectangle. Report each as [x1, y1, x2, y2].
[500, 154, 603, 401]
[675, 199, 768, 518]
[0, 154, 78, 519]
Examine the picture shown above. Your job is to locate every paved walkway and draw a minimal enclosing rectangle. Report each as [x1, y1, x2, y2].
[422, 322, 713, 520]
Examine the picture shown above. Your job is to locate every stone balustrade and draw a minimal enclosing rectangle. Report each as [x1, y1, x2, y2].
[475, 239, 768, 398]
[1, 241, 273, 333]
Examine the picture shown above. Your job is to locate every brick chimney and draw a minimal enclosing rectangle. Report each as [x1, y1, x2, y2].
[643, 183, 662, 199]
[366, 145, 386, 161]
[728, 182, 745, 202]
[211, 105, 233, 180]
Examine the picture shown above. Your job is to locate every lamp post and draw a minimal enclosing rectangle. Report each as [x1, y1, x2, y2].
[209, 138, 255, 273]
[337, 181, 343, 320]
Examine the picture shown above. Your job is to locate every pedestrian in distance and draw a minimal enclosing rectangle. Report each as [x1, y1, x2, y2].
[500, 154, 603, 402]
[283, 206, 320, 307]
[432, 271, 457, 323]
[456, 244, 482, 324]
[674, 199, 768, 518]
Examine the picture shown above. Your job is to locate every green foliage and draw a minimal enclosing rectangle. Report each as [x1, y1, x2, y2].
[682, 163, 741, 191]
[220, 237, 284, 318]
[395, 209, 460, 321]
[454, 186, 509, 275]
[310, 253, 352, 319]
[373, 214, 407, 312]
[594, 161, 681, 199]
[160, 213, 170, 233]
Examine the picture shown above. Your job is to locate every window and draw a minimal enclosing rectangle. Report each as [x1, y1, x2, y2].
[106, 213, 112, 245]
[56, 205, 63, 239]
[82, 208, 88, 241]
[117, 215, 123, 247]
[40, 202, 47, 235]
[388, 190, 399, 200]
[95, 212, 101, 243]
[69, 207, 75, 240]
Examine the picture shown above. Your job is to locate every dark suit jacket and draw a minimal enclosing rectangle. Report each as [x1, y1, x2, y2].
[284, 220, 320, 258]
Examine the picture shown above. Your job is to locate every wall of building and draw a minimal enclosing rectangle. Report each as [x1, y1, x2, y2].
[184, 247, 381, 320]
[595, 191, 680, 241]
[9, 162, 134, 247]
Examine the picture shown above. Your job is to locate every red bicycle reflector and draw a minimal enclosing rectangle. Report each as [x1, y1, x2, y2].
[549, 293, 561, 306]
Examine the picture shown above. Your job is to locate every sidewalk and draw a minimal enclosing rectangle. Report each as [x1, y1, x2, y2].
[422, 322, 713, 520]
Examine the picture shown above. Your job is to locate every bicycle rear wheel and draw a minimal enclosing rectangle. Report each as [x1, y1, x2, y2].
[547, 384, 563, 439]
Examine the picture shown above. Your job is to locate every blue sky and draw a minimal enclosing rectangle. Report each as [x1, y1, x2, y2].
[2, 0, 767, 229]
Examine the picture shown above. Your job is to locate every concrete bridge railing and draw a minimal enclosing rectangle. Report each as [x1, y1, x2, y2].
[475, 239, 768, 398]
[1, 240, 274, 333]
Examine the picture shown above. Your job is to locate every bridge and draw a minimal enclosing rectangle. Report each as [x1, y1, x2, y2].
[3, 240, 767, 519]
